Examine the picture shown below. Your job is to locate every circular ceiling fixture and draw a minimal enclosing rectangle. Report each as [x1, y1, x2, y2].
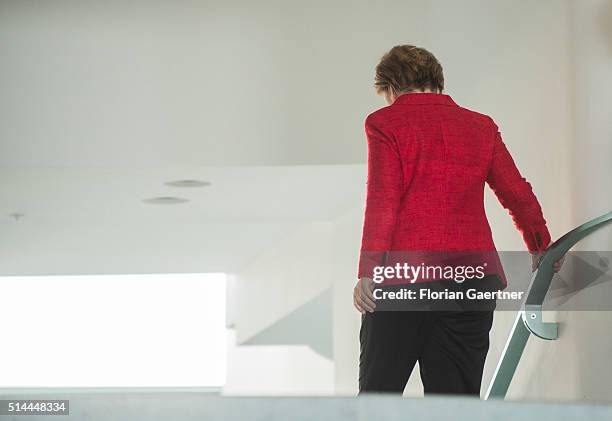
[165, 180, 211, 188]
[143, 197, 189, 205]
[9, 212, 25, 221]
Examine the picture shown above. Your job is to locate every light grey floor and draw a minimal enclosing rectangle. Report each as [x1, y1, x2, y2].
[1, 389, 611, 421]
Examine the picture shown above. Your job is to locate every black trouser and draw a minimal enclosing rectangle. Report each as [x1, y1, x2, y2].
[358, 308, 494, 396]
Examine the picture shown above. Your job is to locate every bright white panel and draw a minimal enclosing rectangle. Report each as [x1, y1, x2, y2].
[0, 273, 226, 387]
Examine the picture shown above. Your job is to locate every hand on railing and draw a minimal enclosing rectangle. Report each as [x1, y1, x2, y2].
[531, 252, 565, 273]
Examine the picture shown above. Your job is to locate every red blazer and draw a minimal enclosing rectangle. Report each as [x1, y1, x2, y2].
[358, 93, 551, 284]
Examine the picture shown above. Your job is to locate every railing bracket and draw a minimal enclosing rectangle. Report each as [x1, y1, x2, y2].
[522, 305, 558, 340]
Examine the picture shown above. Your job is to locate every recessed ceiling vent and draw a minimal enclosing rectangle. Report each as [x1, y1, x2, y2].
[143, 197, 189, 205]
[165, 180, 211, 188]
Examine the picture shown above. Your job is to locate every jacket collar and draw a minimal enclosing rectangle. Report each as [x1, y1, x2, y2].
[392, 92, 457, 107]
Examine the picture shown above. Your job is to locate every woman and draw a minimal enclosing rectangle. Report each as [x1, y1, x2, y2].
[353, 45, 560, 396]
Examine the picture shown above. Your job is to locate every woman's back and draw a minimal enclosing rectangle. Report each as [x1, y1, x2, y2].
[358, 92, 550, 278]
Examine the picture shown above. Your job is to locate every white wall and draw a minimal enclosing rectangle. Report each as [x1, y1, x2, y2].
[331, 207, 363, 395]
[223, 330, 334, 396]
[0, 0, 419, 167]
[228, 222, 333, 344]
[567, 0, 612, 402]
[501, 0, 612, 403]
[1, 0, 575, 170]
[224, 221, 335, 395]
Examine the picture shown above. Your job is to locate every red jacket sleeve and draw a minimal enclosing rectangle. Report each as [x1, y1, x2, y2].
[486, 121, 551, 253]
[357, 115, 403, 279]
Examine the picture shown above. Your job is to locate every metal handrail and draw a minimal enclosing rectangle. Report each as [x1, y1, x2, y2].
[485, 211, 612, 399]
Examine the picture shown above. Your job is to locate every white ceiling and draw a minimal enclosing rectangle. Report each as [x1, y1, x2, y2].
[0, 165, 365, 275]
[0, 165, 365, 225]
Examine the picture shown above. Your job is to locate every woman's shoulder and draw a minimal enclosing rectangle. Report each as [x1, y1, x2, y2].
[456, 105, 498, 131]
[364, 104, 406, 131]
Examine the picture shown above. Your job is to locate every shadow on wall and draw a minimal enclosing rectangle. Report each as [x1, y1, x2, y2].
[597, 0, 612, 54]
[241, 289, 333, 360]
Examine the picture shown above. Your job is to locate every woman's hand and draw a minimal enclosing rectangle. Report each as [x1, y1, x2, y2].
[353, 277, 377, 314]
[531, 252, 565, 273]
